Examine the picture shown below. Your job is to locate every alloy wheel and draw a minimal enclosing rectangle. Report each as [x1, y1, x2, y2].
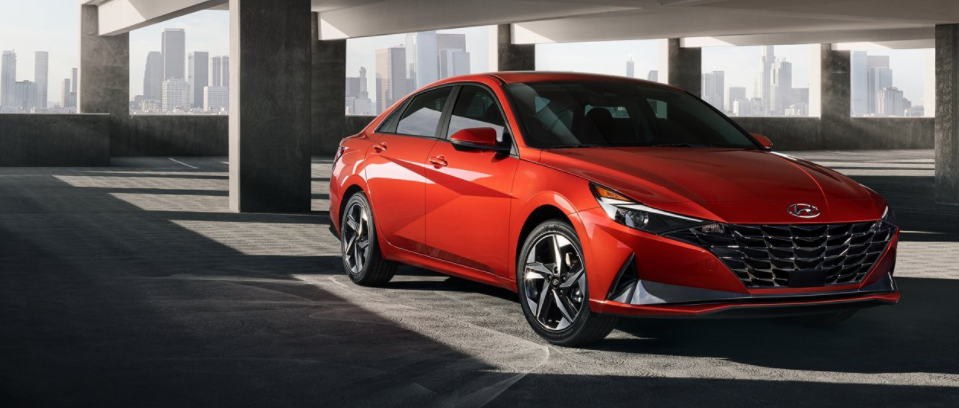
[522, 233, 588, 331]
[342, 201, 371, 275]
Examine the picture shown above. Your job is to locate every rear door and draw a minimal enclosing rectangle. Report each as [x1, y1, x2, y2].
[423, 85, 519, 276]
[365, 86, 453, 254]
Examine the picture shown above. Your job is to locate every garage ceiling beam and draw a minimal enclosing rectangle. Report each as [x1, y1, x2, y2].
[93, 0, 228, 36]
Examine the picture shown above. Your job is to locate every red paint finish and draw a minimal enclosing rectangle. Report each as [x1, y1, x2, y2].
[330, 72, 900, 319]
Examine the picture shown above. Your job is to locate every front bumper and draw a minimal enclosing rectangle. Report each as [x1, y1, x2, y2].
[576, 207, 900, 318]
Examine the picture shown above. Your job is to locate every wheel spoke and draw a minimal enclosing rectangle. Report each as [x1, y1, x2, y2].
[534, 278, 551, 320]
[525, 262, 551, 280]
[357, 239, 369, 250]
[345, 218, 359, 232]
[551, 236, 563, 275]
[552, 289, 575, 323]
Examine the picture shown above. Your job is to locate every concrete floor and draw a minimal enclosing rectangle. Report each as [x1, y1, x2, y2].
[1, 150, 957, 407]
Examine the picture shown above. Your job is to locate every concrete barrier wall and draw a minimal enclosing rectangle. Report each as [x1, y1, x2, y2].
[118, 115, 229, 157]
[0, 114, 110, 166]
[733, 117, 935, 150]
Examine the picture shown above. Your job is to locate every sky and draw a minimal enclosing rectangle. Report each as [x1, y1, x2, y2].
[0, 0, 78, 105]
[0, 0, 932, 109]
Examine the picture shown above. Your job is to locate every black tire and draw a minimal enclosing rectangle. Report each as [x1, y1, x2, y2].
[517, 220, 618, 347]
[792, 309, 859, 327]
[340, 192, 396, 286]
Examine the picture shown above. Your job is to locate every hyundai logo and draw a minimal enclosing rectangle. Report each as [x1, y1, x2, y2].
[788, 203, 821, 219]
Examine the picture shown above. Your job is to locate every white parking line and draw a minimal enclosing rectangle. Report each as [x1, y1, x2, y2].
[168, 158, 199, 169]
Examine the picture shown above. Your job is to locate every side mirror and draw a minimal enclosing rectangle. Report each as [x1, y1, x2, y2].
[751, 133, 774, 151]
[449, 127, 510, 153]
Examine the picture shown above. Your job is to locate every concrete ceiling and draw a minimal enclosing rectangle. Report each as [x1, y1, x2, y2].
[87, 0, 959, 46]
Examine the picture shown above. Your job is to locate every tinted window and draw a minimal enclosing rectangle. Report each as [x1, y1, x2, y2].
[504, 81, 756, 149]
[396, 87, 451, 137]
[446, 86, 508, 142]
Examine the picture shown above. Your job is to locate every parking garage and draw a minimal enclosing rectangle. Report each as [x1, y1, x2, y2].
[2, 0, 959, 406]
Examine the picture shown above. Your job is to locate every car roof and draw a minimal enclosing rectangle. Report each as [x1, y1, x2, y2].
[431, 71, 683, 92]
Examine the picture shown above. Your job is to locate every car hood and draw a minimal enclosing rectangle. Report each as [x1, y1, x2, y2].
[538, 147, 885, 224]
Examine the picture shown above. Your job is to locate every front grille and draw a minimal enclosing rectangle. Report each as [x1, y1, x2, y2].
[667, 222, 895, 288]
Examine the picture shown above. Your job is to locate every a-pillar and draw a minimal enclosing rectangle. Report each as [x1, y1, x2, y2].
[936, 24, 959, 205]
[497, 24, 534, 71]
[229, 0, 312, 212]
[664, 39, 701, 97]
[78, 5, 129, 147]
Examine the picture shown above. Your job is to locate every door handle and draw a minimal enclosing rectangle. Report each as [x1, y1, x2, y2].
[373, 142, 388, 153]
[428, 155, 448, 168]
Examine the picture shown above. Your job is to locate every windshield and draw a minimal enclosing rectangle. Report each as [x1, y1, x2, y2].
[504, 81, 758, 149]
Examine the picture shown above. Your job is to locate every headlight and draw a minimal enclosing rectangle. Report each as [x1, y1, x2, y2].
[590, 183, 710, 234]
[881, 206, 897, 227]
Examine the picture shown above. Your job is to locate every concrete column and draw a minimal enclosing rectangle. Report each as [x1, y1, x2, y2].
[79, 5, 129, 147]
[312, 13, 347, 156]
[229, 0, 312, 213]
[665, 39, 701, 97]
[936, 25, 959, 205]
[820, 44, 853, 147]
[497, 24, 534, 71]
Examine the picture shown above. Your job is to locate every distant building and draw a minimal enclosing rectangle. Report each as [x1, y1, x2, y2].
[626, 55, 634, 78]
[61, 78, 76, 108]
[161, 78, 190, 112]
[440, 49, 470, 79]
[785, 102, 808, 117]
[702, 71, 724, 112]
[877, 87, 904, 117]
[188, 52, 209, 108]
[144, 51, 164, 101]
[771, 59, 792, 115]
[375, 47, 408, 114]
[162, 28, 186, 80]
[728, 86, 747, 114]
[13, 80, 37, 110]
[203, 86, 229, 112]
[1, 51, 16, 108]
[34, 51, 48, 109]
[210, 56, 229, 87]
[346, 67, 373, 115]
[647, 70, 658, 82]
[905, 106, 925, 117]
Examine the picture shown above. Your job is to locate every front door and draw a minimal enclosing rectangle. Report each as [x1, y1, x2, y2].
[424, 85, 519, 276]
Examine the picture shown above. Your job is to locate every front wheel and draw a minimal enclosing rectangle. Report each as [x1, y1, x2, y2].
[517, 220, 618, 347]
[340, 192, 396, 286]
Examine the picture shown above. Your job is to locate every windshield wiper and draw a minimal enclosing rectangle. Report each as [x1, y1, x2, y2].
[546, 143, 604, 149]
[651, 143, 710, 148]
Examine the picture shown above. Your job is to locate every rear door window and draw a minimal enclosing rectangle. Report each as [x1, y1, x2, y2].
[396, 87, 452, 137]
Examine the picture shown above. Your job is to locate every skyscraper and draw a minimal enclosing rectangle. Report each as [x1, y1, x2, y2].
[203, 86, 229, 112]
[756, 45, 775, 115]
[867, 57, 893, 115]
[210, 56, 229, 87]
[771, 59, 793, 115]
[405, 31, 438, 89]
[13, 80, 37, 110]
[647, 70, 659, 82]
[61, 78, 74, 108]
[1, 51, 16, 108]
[144, 51, 163, 101]
[188, 52, 209, 108]
[728, 86, 747, 114]
[161, 78, 190, 112]
[34, 51, 48, 109]
[878, 87, 904, 117]
[71, 68, 77, 94]
[162, 28, 186, 80]
[850, 51, 868, 116]
[702, 71, 725, 111]
[375, 47, 407, 114]
[626, 54, 634, 78]
[437, 33, 467, 80]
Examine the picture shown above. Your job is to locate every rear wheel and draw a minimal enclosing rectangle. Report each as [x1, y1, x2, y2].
[517, 220, 618, 347]
[341, 192, 396, 286]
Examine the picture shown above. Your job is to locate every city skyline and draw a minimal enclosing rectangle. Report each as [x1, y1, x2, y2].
[0, 0, 77, 106]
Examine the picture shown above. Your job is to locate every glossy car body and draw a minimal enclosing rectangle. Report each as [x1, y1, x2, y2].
[329, 72, 899, 322]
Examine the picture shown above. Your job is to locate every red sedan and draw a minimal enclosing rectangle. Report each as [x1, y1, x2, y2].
[329, 72, 899, 346]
